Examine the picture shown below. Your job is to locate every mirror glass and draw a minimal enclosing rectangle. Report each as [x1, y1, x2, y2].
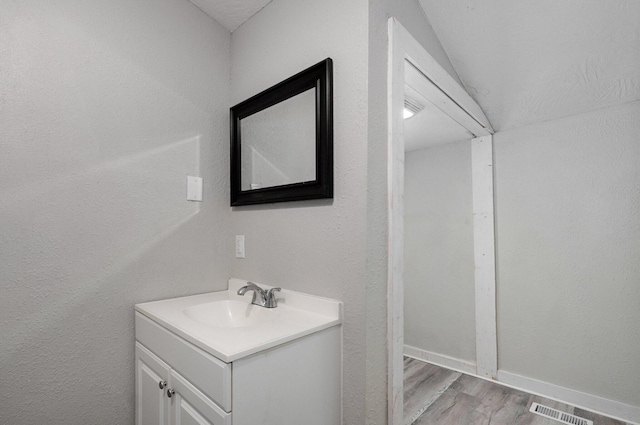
[240, 88, 316, 191]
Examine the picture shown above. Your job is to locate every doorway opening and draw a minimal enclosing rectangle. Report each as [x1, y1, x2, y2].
[386, 18, 495, 425]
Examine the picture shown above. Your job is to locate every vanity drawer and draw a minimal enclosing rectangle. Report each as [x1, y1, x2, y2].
[135, 313, 232, 412]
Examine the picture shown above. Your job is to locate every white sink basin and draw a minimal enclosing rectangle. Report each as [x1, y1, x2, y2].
[135, 278, 342, 362]
[183, 300, 279, 328]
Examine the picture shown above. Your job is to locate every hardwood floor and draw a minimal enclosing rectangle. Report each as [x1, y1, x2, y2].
[404, 357, 631, 425]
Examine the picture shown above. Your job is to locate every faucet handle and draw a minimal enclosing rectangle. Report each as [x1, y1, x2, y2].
[265, 287, 281, 308]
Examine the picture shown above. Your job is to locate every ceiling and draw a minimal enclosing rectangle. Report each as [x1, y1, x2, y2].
[195, 0, 640, 132]
[418, 0, 640, 131]
[404, 62, 474, 152]
[404, 98, 473, 152]
[188, 0, 272, 31]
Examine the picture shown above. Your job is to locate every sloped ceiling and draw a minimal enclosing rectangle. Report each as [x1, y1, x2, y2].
[197, 0, 639, 130]
[404, 97, 474, 152]
[188, 0, 272, 31]
[418, 0, 640, 131]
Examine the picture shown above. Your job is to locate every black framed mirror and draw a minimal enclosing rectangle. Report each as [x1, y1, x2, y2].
[230, 58, 333, 206]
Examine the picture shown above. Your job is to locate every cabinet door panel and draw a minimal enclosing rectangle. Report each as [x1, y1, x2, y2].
[175, 398, 215, 425]
[136, 342, 171, 425]
[170, 370, 231, 425]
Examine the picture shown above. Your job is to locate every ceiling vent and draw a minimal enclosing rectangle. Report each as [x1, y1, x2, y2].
[404, 96, 424, 114]
[403, 84, 425, 119]
[529, 403, 593, 425]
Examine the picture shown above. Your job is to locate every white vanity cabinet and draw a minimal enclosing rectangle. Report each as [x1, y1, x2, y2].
[136, 342, 229, 425]
[135, 280, 342, 425]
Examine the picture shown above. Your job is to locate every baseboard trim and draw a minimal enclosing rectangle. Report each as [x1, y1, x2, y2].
[404, 345, 476, 375]
[403, 346, 640, 424]
[497, 370, 640, 425]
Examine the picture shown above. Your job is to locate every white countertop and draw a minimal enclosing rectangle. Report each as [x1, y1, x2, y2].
[135, 278, 342, 362]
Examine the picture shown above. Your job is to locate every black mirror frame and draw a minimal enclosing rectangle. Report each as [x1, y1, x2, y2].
[230, 58, 333, 206]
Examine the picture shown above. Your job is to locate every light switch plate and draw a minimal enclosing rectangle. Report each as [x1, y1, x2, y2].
[235, 235, 245, 258]
[187, 176, 203, 201]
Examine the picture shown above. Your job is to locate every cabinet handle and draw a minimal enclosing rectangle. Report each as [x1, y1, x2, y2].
[159, 381, 167, 390]
[167, 389, 175, 398]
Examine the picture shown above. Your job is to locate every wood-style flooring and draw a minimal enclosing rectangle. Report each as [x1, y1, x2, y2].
[404, 357, 631, 425]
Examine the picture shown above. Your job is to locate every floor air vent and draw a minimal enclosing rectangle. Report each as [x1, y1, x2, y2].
[529, 403, 593, 425]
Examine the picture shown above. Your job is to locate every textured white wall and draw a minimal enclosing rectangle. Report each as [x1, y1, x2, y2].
[494, 101, 640, 408]
[404, 141, 476, 363]
[229, 0, 369, 423]
[0, 1, 231, 423]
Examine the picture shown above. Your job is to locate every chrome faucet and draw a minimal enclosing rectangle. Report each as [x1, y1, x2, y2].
[237, 282, 281, 308]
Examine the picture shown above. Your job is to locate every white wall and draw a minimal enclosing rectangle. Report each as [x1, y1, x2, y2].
[494, 101, 640, 409]
[0, 1, 231, 423]
[404, 141, 476, 363]
[229, 0, 369, 423]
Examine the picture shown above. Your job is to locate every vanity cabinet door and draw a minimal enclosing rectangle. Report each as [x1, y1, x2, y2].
[136, 343, 171, 425]
[169, 370, 231, 425]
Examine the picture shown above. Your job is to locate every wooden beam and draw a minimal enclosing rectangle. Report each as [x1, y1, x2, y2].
[472, 135, 498, 380]
[387, 17, 406, 425]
